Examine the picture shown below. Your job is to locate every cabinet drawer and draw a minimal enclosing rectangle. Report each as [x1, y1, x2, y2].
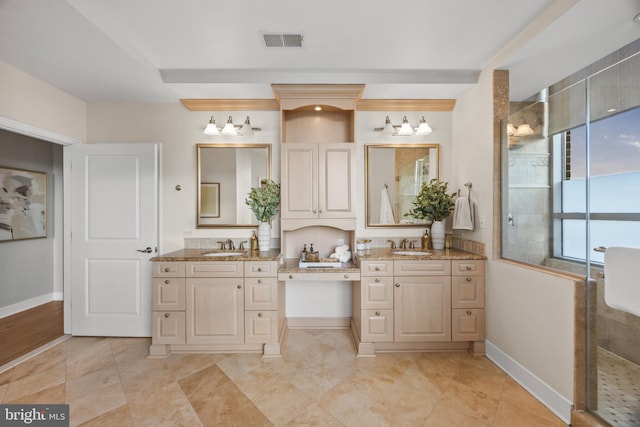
[152, 278, 185, 311]
[452, 308, 485, 342]
[153, 262, 185, 277]
[244, 277, 278, 310]
[186, 261, 243, 278]
[452, 260, 485, 276]
[244, 261, 278, 277]
[152, 311, 185, 345]
[394, 260, 451, 276]
[245, 311, 278, 344]
[361, 277, 393, 309]
[451, 276, 485, 309]
[361, 309, 394, 342]
[360, 260, 393, 277]
[278, 271, 360, 281]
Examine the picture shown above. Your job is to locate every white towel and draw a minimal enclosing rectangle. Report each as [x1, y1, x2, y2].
[452, 196, 474, 230]
[379, 187, 395, 224]
[604, 247, 640, 317]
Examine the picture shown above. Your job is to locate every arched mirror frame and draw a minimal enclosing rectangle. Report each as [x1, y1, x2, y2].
[365, 143, 440, 228]
[196, 143, 271, 228]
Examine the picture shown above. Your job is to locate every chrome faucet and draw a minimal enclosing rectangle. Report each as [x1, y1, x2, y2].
[387, 239, 396, 249]
[238, 240, 247, 250]
[217, 240, 225, 250]
[226, 239, 235, 250]
[409, 240, 417, 249]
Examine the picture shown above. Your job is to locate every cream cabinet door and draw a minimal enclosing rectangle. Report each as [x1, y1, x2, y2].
[394, 275, 451, 342]
[185, 278, 244, 344]
[318, 144, 355, 218]
[281, 143, 317, 219]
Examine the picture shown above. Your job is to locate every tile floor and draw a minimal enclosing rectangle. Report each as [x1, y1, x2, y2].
[0, 329, 567, 426]
[596, 346, 640, 426]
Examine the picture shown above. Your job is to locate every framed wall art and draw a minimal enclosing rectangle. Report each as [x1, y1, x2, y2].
[0, 166, 47, 241]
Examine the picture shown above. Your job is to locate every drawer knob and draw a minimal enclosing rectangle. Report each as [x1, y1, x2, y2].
[467, 310, 472, 315]
[164, 313, 170, 318]
[466, 266, 472, 271]
[395, 283, 400, 287]
[375, 278, 380, 283]
[237, 284, 242, 289]
[257, 267, 263, 272]
[466, 277, 472, 282]
[164, 279, 170, 284]
[257, 279, 263, 284]
[375, 266, 380, 271]
[258, 312, 263, 317]
[344, 274, 350, 279]
[164, 267, 170, 272]
[375, 311, 380, 316]
[289, 274, 294, 279]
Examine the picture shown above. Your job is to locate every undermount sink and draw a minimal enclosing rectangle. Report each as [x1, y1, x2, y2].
[391, 250, 432, 256]
[203, 252, 245, 257]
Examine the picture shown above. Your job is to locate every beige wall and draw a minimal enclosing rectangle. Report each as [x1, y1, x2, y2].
[0, 61, 86, 142]
[452, 69, 575, 405]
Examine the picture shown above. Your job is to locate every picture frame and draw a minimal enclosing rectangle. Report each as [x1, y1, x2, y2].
[0, 166, 47, 241]
[199, 182, 220, 218]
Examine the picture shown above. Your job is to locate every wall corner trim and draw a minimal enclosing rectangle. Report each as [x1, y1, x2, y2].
[486, 340, 572, 424]
[0, 115, 80, 146]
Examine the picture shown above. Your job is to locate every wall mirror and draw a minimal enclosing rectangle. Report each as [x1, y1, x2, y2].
[197, 143, 271, 228]
[365, 144, 440, 227]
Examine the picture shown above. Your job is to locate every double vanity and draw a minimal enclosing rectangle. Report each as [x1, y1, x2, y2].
[149, 247, 485, 358]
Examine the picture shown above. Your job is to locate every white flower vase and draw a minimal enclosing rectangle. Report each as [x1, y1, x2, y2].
[257, 222, 271, 252]
[431, 220, 445, 250]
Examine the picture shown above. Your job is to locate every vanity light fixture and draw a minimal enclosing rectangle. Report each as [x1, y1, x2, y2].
[221, 116, 237, 136]
[204, 115, 261, 137]
[314, 105, 322, 111]
[506, 123, 516, 136]
[204, 116, 220, 135]
[375, 115, 433, 136]
[513, 123, 534, 137]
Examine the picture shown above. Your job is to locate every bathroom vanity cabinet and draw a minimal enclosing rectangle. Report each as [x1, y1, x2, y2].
[352, 252, 486, 356]
[149, 253, 283, 358]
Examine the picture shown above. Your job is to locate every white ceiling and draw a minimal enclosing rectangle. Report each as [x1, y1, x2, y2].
[0, 0, 638, 104]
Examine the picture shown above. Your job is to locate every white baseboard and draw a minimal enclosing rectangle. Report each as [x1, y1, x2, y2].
[485, 340, 572, 424]
[0, 293, 58, 319]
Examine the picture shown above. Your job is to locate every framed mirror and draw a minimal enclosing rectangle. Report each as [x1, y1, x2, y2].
[365, 144, 440, 227]
[197, 143, 271, 228]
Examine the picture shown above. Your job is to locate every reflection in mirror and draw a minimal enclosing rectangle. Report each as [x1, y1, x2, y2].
[197, 144, 271, 228]
[366, 144, 439, 227]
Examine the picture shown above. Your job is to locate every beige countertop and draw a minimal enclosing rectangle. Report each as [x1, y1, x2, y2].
[150, 248, 282, 262]
[355, 247, 486, 261]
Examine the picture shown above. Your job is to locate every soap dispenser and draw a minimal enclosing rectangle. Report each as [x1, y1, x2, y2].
[250, 231, 259, 251]
[422, 229, 431, 250]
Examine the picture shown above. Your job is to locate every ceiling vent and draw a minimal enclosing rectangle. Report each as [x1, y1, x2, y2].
[261, 32, 304, 48]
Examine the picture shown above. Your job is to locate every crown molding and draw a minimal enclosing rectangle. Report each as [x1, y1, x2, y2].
[180, 99, 279, 111]
[356, 99, 456, 111]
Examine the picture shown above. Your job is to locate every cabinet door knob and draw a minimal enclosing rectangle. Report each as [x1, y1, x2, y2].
[374, 278, 380, 283]
[257, 267, 263, 272]
[237, 284, 242, 289]
[466, 277, 472, 282]
[164, 279, 170, 284]
[395, 283, 400, 287]
[467, 310, 472, 315]
[466, 266, 472, 271]
[257, 279, 263, 284]
[289, 274, 294, 279]
[164, 267, 170, 272]
[344, 274, 349, 279]
[258, 312, 263, 317]
[375, 266, 380, 271]
[164, 313, 170, 318]
[375, 311, 380, 316]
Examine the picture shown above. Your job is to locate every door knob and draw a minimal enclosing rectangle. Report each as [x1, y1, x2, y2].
[137, 247, 153, 253]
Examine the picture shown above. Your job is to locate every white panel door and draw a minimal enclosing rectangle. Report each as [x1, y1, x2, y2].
[70, 143, 159, 336]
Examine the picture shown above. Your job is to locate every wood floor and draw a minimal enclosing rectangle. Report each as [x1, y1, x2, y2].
[0, 301, 64, 366]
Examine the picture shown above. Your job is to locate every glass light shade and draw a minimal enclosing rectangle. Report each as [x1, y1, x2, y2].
[506, 123, 516, 136]
[397, 116, 413, 136]
[221, 116, 237, 136]
[382, 116, 395, 135]
[239, 116, 254, 137]
[514, 123, 534, 137]
[415, 116, 432, 135]
[204, 116, 220, 135]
